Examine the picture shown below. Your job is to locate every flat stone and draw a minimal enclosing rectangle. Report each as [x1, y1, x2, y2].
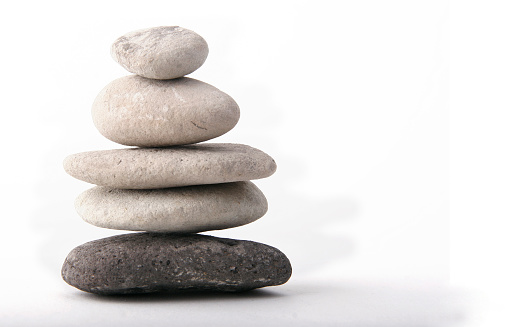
[64, 143, 276, 189]
[62, 233, 292, 295]
[92, 76, 240, 147]
[111, 26, 208, 79]
[75, 181, 267, 233]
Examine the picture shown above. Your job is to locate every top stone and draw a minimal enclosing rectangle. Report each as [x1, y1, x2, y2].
[111, 26, 208, 80]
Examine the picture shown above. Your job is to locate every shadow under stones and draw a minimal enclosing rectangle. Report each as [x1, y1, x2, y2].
[77, 288, 285, 303]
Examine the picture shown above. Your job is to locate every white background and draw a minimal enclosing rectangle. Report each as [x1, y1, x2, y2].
[0, 0, 523, 326]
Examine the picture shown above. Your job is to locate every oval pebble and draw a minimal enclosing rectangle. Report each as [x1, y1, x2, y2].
[75, 181, 267, 233]
[92, 75, 240, 147]
[64, 143, 276, 189]
[111, 26, 208, 79]
[62, 233, 292, 295]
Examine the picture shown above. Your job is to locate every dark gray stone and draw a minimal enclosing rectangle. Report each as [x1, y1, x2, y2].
[62, 233, 292, 295]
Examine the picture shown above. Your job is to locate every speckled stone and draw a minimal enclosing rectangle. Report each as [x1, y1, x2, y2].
[92, 75, 240, 147]
[75, 181, 267, 233]
[111, 26, 208, 79]
[63, 143, 276, 189]
[62, 233, 292, 295]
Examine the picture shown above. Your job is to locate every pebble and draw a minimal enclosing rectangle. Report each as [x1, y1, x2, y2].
[61, 26, 291, 296]
[63, 143, 276, 189]
[92, 75, 240, 147]
[111, 26, 208, 79]
[62, 233, 292, 295]
[75, 181, 267, 233]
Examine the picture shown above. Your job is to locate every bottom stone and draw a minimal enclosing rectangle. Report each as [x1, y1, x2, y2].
[62, 233, 292, 295]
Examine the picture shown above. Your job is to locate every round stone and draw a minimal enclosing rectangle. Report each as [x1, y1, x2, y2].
[63, 143, 277, 189]
[92, 75, 240, 147]
[62, 233, 292, 295]
[111, 26, 208, 79]
[75, 181, 267, 233]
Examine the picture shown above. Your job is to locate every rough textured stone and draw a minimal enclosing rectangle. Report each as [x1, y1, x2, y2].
[111, 26, 208, 79]
[92, 76, 240, 147]
[62, 233, 292, 295]
[75, 181, 267, 233]
[64, 143, 276, 189]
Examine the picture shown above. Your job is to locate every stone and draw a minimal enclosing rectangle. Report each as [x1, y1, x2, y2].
[75, 181, 267, 233]
[62, 233, 292, 295]
[64, 143, 277, 189]
[111, 26, 208, 80]
[92, 75, 240, 147]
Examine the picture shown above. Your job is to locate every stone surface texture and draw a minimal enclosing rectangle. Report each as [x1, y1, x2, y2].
[62, 233, 292, 295]
[92, 75, 240, 147]
[64, 143, 277, 189]
[75, 181, 267, 233]
[111, 26, 208, 79]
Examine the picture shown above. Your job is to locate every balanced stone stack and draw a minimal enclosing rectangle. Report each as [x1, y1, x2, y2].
[61, 26, 292, 295]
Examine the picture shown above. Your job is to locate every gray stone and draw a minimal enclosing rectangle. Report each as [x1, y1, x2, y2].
[62, 233, 292, 295]
[64, 143, 276, 189]
[111, 26, 208, 79]
[92, 76, 240, 147]
[75, 182, 267, 233]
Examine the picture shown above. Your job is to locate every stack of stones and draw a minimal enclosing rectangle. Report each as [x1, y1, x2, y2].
[61, 26, 292, 295]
